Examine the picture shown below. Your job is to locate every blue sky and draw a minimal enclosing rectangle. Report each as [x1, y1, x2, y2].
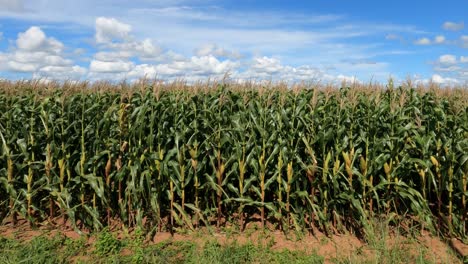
[0, 0, 466, 84]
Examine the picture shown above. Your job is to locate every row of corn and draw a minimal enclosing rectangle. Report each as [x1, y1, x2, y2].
[0, 82, 466, 238]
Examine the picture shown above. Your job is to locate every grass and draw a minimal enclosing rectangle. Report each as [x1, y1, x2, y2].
[0, 235, 84, 264]
[0, 219, 462, 264]
[0, 234, 324, 264]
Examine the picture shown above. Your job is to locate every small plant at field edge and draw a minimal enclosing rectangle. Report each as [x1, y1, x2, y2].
[319, 236, 329, 245]
[266, 236, 276, 248]
[62, 237, 87, 259]
[94, 228, 123, 256]
[129, 227, 145, 263]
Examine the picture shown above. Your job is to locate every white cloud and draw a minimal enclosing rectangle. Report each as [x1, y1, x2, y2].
[434, 35, 446, 44]
[105, 39, 163, 60]
[89, 54, 240, 80]
[39, 65, 86, 74]
[434, 65, 461, 73]
[7, 61, 37, 72]
[95, 17, 132, 44]
[414, 37, 431, 45]
[385, 34, 400, 40]
[439, 54, 457, 65]
[0, 1, 425, 63]
[442, 21, 464, 31]
[0, 52, 7, 69]
[244, 57, 310, 80]
[461, 35, 468, 48]
[131, 7, 342, 28]
[94, 17, 164, 64]
[17, 26, 63, 53]
[194, 44, 242, 59]
[94, 51, 132, 62]
[1, 26, 86, 79]
[432, 53, 467, 83]
[284, 66, 325, 81]
[127, 64, 158, 78]
[112, 6, 424, 66]
[188, 55, 239, 74]
[15, 51, 71, 66]
[90, 60, 134, 73]
[336, 74, 360, 83]
[250, 56, 284, 74]
[164, 55, 239, 75]
[73, 48, 86, 55]
[160, 50, 186, 62]
[0, 2, 424, 83]
[0, 6, 414, 83]
[123, 55, 240, 80]
[88, 17, 243, 80]
[236, 56, 368, 83]
[33, 65, 87, 80]
[134, 39, 163, 59]
[413, 35, 449, 46]
[431, 74, 459, 84]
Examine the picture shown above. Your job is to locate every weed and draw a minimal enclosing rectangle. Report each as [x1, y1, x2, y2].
[94, 228, 123, 256]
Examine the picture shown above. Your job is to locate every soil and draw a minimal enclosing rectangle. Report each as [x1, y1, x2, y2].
[0, 216, 464, 263]
[450, 238, 468, 259]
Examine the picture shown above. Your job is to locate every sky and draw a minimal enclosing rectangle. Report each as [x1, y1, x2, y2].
[0, 0, 467, 84]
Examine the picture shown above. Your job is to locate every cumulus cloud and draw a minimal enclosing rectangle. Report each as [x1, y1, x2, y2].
[188, 55, 239, 74]
[87, 17, 244, 80]
[414, 35, 449, 46]
[461, 35, 468, 48]
[442, 21, 464, 31]
[434, 65, 461, 73]
[414, 37, 431, 45]
[90, 60, 134, 73]
[431, 74, 459, 84]
[33, 65, 87, 80]
[95, 17, 132, 44]
[73, 48, 87, 56]
[93, 17, 164, 65]
[122, 55, 240, 81]
[284, 66, 326, 81]
[432, 53, 467, 83]
[89, 55, 240, 80]
[17, 26, 63, 53]
[385, 34, 400, 40]
[194, 44, 242, 59]
[0, 52, 8, 69]
[105, 39, 163, 60]
[1, 26, 86, 79]
[0, 13, 395, 83]
[336, 74, 360, 83]
[8, 61, 37, 72]
[250, 56, 284, 74]
[438, 54, 457, 65]
[236, 56, 358, 83]
[94, 51, 132, 62]
[434, 35, 446, 44]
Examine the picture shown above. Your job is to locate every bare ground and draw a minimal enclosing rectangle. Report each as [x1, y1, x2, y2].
[0, 216, 465, 263]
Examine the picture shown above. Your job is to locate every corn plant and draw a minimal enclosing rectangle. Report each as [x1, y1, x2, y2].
[0, 81, 466, 240]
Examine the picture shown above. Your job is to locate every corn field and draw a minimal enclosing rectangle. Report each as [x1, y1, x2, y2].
[0, 80, 467, 238]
